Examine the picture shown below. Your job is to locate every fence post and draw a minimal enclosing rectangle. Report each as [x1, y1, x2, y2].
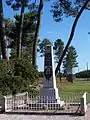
[80, 92, 87, 115]
[26, 92, 28, 104]
[24, 92, 28, 104]
[0, 96, 5, 112]
[0, 96, 9, 112]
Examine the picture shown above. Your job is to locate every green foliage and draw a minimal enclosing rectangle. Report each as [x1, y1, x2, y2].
[53, 39, 64, 81]
[51, 0, 90, 22]
[75, 0, 90, 9]
[6, 0, 29, 11]
[75, 70, 90, 78]
[51, 0, 78, 22]
[11, 12, 35, 58]
[0, 2, 40, 96]
[38, 71, 44, 78]
[5, 12, 37, 59]
[38, 38, 52, 57]
[54, 39, 64, 63]
[6, 0, 38, 59]
[63, 46, 78, 74]
[0, 59, 39, 95]
[4, 18, 15, 40]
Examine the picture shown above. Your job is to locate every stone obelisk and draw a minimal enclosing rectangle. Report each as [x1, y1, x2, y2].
[40, 45, 61, 103]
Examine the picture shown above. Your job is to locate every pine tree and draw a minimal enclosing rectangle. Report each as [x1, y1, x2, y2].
[63, 46, 78, 74]
[38, 38, 52, 57]
[6, 0, 29, 58]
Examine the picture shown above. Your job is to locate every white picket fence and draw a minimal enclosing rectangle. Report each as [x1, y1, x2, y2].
[0, 92, 88, 115]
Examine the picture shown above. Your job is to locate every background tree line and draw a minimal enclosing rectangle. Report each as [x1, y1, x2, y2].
[75, 70, 90, 78]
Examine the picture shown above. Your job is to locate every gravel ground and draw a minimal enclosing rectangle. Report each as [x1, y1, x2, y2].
[0, 113, 89, 120]
[0, 105, 90, 120]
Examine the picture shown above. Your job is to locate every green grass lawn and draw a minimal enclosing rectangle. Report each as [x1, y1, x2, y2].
[56, 78, 90, 102]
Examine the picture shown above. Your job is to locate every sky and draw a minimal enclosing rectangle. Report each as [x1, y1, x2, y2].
[3, 1, 90, 73]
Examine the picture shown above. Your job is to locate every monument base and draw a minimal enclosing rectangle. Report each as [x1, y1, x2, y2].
[40, 87, 64, 107]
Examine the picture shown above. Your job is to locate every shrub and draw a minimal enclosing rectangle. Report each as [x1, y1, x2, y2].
[0, 58, 39, 95]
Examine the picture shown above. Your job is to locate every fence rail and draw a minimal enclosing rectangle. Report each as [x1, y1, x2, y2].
[0, 92, 88, 115]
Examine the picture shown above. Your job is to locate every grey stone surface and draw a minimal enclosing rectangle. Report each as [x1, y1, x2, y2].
[0, 112, 89, 120]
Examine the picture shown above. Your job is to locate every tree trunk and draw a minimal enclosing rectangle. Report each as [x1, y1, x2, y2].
[32, 0, 44, 67]
[55, 0, 89, 76]
[59, 68, 62, 82]
[17, 3, 25, 59]
[0, 0, 9, 60]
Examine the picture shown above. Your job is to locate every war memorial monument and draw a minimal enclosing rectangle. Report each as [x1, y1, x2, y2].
[40, 44, 64, 106]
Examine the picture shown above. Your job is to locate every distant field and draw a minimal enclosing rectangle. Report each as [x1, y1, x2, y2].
[56, 78, 90, 102]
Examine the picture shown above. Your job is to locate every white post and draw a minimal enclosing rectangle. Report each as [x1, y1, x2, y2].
[2, 96, 13, 112]
[25, 92, 28, 104]
[4, 96, 7, 112]
[80, 92, 87, 115]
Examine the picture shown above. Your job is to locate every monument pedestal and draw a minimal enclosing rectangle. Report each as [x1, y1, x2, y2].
[40, 87, 64, 107]
[40, 87, 60, 103]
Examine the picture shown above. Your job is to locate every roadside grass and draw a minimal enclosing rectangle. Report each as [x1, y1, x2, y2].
[56, 78, 90, 102]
